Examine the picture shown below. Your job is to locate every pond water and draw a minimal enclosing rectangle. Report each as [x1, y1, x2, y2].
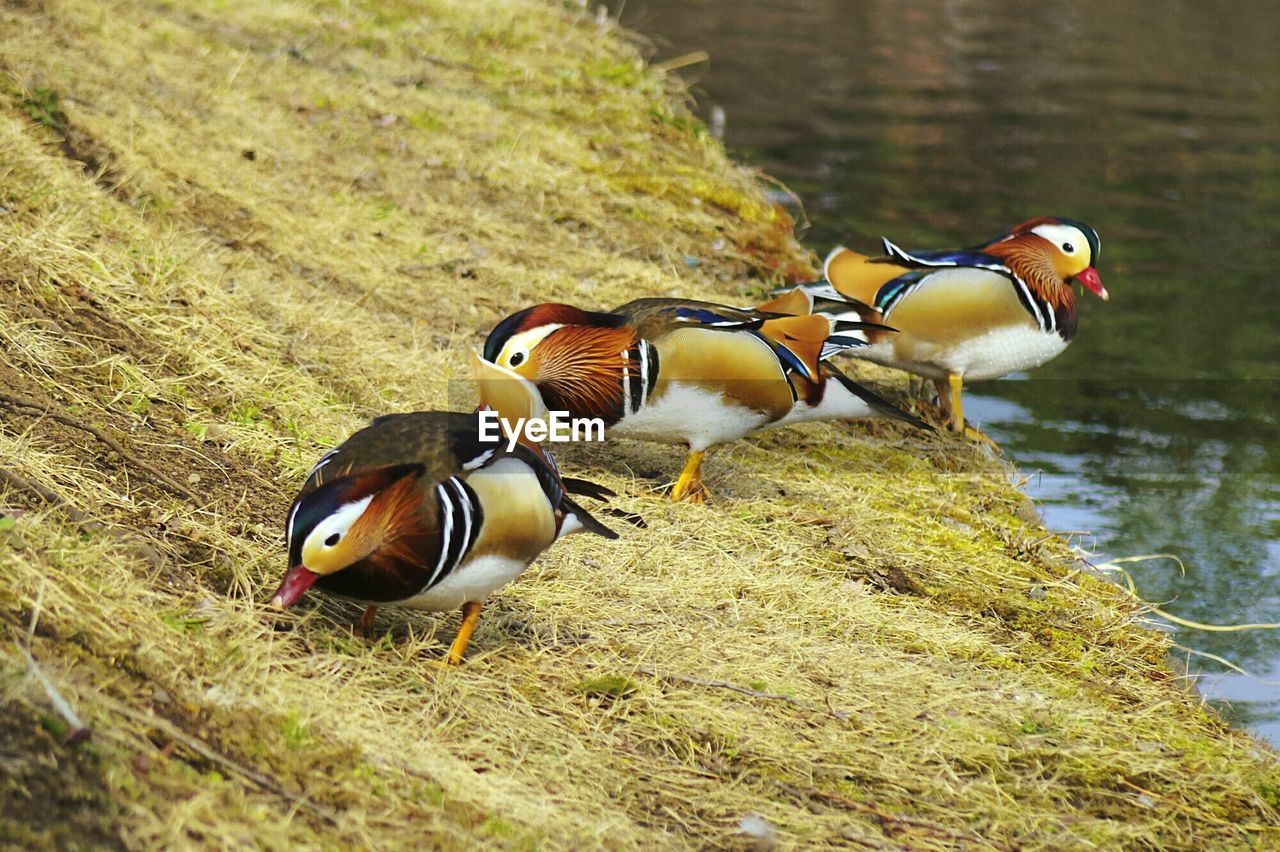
[624, 0, 1280, 741]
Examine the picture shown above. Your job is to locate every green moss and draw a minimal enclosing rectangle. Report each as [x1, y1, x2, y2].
[414, 782, 446, 807]
[1254, 781, 1280, 811]
[589, 58, 642, 87]
[158, 611, 207, 634]
[280, 713, 314, 751]
[38, 713, 68, 740]
[1, 78, 69, 136]
[229, 403, 262, 425]
[574, 675, 638, 699]
[407, 111, 444, 132]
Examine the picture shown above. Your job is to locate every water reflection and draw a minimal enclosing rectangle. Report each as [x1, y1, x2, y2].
[626, 0, 1280, 740]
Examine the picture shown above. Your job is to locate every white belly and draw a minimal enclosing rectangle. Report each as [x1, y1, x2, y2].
[774, 379, 878, 427]
[947, 326, 1070, 380]
[396, 554, 530, 612]
[861, 326, 1069, 381]
[610, 381, 770, 451]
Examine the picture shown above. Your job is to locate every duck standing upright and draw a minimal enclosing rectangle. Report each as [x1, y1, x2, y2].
[475, 295, 921, 503]
[798, 217, 1107, 435]
[270, 408, 617, 665]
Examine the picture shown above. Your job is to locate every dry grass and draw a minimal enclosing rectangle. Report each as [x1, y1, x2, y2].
[1, 0, 1278, 847]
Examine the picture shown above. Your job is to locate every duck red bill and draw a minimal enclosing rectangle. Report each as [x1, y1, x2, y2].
[1076, 266, 1108, 301]
[270, 565, 318, 609]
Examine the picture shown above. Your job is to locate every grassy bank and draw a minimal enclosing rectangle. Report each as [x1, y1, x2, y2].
[1, 0, 1278, 847]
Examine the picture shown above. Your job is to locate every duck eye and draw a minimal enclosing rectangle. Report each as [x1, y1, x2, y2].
[1062, 242, 1075, 253]
[509, 351, 525, 367]
[325, 533, 340, 547]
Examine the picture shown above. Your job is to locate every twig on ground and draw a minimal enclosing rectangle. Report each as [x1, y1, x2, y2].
[14, 597, 91, 744]
[16, 643, 91, 744]
[771, 781, 1007, 850]
[494, 616, 595, 647]
[1118, 778, 1271, 832]
[98, 694, 341, 826]
[0, 464, 171, 572]
[0, 392, 198, 501]
[0, 464, 98, 529]
[630, 665, 854, 722]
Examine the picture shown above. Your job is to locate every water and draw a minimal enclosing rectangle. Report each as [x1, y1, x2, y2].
[624, 0, 1280, 740]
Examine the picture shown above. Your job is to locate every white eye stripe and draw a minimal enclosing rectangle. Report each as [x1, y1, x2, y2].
[1029, 224, 1090, 261]
[303, 494, 374, 556]
[498, 324, 563, 367]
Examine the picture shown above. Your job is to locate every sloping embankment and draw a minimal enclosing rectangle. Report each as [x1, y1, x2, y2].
[2, 0, 1278, 847]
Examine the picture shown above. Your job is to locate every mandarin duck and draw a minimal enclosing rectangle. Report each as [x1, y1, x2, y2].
[474, 294, 921, 503]
[270, 408, 617, 665]
[796, 217, 1107, 436]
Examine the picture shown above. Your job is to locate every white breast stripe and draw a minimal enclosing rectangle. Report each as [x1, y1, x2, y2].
[447, 477, 473, 568]
[1010, 273, 1050, 333]
[426, 478, 477, 591]
[429, 483, 455, 587]
[620, 349, 632, 414]
[638, 340, 650, 407]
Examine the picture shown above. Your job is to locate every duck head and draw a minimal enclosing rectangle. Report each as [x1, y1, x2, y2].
[989, 217, 1107, 301]
[272, 463, 426, 609]
[480, 303, 636, 423]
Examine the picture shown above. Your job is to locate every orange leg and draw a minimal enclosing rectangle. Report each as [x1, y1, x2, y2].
[444, 601, 483, 666]
[669, 450, 709, 503]
[355, 605, 378, 638]
[933, 373, 973, 432]
[947, 373, 966, 433]
[933, 377, 953, 427]
[939, 373, 997, 446]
